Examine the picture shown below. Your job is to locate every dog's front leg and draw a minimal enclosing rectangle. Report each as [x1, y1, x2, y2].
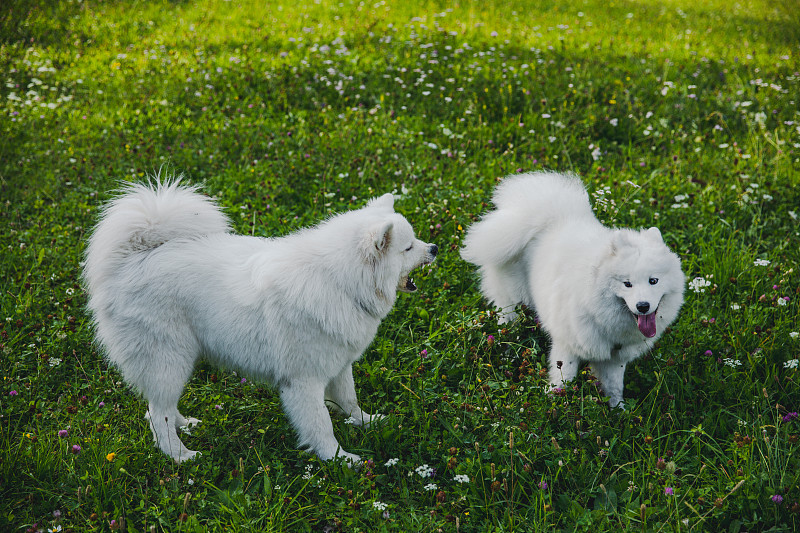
[325, 364, 384, 427]
[547, 344, 580, 391]
[280, 378, 361, 465]
[589, 359, 627, 408]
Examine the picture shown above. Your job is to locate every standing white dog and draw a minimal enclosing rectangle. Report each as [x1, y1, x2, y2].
[461, 172, 684, 407]
[83, 178, 437, 463]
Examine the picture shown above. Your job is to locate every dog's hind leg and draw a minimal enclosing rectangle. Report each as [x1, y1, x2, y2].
[479, 264, 524, 323]
[325, 364, 384, 427]
[134, 347, 199, 463]
[144, 407, 199, 462]
[281, 377, 361, 466]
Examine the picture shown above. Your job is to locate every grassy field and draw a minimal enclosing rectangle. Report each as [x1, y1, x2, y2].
[1, 0, 799, 531]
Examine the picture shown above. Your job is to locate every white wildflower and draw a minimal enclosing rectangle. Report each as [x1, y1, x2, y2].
[415, 464, 434, 478]
[689, 277, 712, 293]
[373, 501, 388, 511]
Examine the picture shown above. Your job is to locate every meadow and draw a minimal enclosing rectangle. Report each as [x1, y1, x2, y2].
[1, 0, 799, 531]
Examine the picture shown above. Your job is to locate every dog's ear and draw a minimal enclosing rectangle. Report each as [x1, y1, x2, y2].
[368, 193, 395, 211]
[644, 227, 663, 243]
[370, 220, 394, 254]
[609, 230, 626, 256]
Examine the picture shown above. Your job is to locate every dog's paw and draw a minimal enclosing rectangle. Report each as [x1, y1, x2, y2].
[496, 310, 518, 324]
[335, 450, 362, 468]
[611, 400, 626, 411]
[347, 412, 385, 427]
[173, 449, 201, 463]
[179, 418, 202, 434]
[363, 413, 385, 427]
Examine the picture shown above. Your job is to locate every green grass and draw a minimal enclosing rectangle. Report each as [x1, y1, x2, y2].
[1, 0, 799, 531]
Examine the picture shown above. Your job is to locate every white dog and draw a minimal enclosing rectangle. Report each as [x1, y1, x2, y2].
[461, 172, 684, 407]
[83, 178, 437, 463]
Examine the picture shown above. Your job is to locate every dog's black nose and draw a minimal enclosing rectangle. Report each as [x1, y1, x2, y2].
[429, 244, 438, 257]
[636, 302, 650, 314]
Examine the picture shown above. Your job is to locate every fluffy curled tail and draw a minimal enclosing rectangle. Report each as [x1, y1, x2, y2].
[83, 176, 230, 293]
[461, 171, 594, 266]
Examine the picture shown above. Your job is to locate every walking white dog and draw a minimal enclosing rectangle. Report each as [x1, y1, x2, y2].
[83, 178, 437, 463]
[461, 172, 684, 407]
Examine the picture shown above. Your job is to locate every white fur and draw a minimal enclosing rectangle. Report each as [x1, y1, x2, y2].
[461, 172, 684, 407]
[83, 177, 437, 464]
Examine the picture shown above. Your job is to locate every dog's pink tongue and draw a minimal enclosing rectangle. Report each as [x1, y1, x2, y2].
[637, 313, 657, 338]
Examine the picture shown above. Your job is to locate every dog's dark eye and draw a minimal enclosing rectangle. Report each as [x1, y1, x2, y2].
[649, 278, 659, 285]
[623, 281, 632, 288]
[404, 244, 413, 252]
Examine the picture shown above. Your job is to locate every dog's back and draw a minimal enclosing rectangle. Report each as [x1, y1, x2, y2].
[83, 177, 230, 295]
[461, 171, 595, 268]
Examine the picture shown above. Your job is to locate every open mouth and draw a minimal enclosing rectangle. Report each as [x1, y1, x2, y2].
[634, 308, 658, 338]
[398, 274, 417, 293]
[398, 259, 435, 293]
